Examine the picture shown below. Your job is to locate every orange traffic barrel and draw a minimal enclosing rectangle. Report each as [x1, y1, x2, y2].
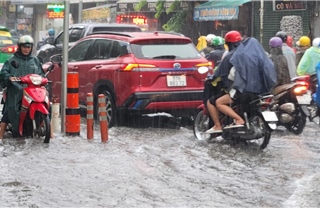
[87, 93, 94, 140]
[67, 72, 79, 109]
[98, 94, 108, 143]
[66, 72, 80, 136]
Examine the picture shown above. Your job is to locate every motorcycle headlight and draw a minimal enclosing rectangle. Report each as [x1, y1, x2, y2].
[30, 75, 43, 85]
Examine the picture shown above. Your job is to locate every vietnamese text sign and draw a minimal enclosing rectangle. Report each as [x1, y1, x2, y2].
[194, 6, 239, 21]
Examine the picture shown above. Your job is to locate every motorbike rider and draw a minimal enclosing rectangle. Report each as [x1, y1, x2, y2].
[286, 35, 297, 53]
[205, 31, 242, 133]
[295, 36, 311, 67]
[46, 28, 55, 45]
[0, 35, 45, 140]
[268, 37, 291, 90]
[214, 36, 276, 130]
[275, 31, 296, 79]
[200, 34, 216, 56]
[296, 37, 320, 76]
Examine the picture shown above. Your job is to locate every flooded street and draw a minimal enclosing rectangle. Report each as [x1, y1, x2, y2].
[1, 117, 320, 207]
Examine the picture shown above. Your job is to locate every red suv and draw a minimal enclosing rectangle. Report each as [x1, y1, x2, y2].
[44, 32, 212, 127]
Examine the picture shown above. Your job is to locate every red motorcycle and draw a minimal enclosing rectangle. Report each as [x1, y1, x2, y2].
[2, 61, 54, 143]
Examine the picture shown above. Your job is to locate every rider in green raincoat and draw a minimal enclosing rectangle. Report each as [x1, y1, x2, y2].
[0, 35, 45, 138]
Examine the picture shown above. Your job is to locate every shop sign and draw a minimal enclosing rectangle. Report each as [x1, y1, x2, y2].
[117, 1, 188, 12]
[47, 4, 65, 18]
[82, 7, 111, 20]
[274, 1, 307, 11]
[194, 6, 239, 21]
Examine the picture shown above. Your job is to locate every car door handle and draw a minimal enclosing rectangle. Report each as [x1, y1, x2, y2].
[70, 66, 79, 70]
[95, 65, 102, 69]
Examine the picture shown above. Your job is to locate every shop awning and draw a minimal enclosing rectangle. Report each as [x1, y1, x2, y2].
[194, 0, 251, 21]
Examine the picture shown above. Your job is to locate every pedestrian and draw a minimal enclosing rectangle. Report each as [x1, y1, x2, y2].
[0, 35, 45, 140]
[275, 31, 297, 78]
[268, 37, 291, 91]
[295, 35, 311, 67]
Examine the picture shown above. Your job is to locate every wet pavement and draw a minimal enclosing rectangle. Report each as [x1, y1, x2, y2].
[1, 116, 320, 207]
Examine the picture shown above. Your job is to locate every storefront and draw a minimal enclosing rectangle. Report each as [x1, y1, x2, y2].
[193, 0, 252, 37]
[116, 0, 188, 31]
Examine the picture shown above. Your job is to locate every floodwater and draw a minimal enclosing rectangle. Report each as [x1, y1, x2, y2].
[1, 116, 320, 207]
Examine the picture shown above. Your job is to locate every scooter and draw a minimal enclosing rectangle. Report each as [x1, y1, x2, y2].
[270, 76, 311, 134]
[193, 67, 278, 150]
[2, 60, 54, 143]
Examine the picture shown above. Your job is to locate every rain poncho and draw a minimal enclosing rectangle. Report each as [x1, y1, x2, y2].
[0, 52, 44, 136]
[296, 46, 320, 76]
[282, 43, 296, 78]
[230, 37, 277, 94]
[269, 47, 291, 87]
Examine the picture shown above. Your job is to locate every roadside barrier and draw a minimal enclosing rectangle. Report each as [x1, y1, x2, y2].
[98, 94, 108, 143]
[87, 93, 94, 140]
[66, 72, 80, 136]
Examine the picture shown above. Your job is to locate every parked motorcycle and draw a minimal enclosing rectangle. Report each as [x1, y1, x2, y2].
[2, 60, 54, 143]
[193, 67, 278, 150]
[270, 76, 311, 135]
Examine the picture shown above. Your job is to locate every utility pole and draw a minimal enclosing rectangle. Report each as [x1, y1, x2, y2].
[260, 0, 264, 44]
[78, 0, 83, 23]
[61, 0, 70, 134]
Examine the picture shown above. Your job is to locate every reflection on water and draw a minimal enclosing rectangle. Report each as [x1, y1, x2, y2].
[0, 118, 320, 207]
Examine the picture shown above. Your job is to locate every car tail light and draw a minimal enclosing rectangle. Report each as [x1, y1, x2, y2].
[196, 62, 213, 71]
[120, 63, 159, 71]
[1, 45, 18, 53]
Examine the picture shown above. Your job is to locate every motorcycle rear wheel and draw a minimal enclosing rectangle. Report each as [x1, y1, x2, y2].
[193, 109, 211, 141]
[34, 112, 51, 143]
[285, 107, 306, 135]
[248, 115, 271, 150]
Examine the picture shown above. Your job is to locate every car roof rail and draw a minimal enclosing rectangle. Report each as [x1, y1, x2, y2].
[88, 31, 133, 37]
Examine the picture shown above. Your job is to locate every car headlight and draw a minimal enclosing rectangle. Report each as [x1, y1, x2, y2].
[30, 75, 43, 85]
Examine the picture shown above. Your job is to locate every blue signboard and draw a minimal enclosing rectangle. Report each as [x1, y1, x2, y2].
[194, 6, 239, 21]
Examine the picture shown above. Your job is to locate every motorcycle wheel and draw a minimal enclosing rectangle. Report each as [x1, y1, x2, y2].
[285, 107, 306, 135]
[193, 109, 211, 141]
[248, 115, 271, 150]
[34, 112, 51, 143]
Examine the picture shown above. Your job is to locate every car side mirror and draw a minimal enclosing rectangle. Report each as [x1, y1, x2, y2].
[11, 60, 19, 69]
[50, 54, 62, 64]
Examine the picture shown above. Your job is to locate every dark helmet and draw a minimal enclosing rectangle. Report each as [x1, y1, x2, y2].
[275, 31, 287, 43]
[269, 37, 282, 48]
[224, 30, 242, 43]
[48, 28, 55, 37]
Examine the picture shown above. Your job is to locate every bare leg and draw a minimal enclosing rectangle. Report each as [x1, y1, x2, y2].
[206, 100, 222, 130]
[216, 94, 244, 125]
[0, 122, 8, 139]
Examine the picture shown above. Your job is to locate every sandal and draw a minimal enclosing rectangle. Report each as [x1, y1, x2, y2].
[223, 123, 245, 129]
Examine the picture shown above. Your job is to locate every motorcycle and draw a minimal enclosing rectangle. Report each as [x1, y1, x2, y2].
[269, 76, 311, 135]
[1, 60, 54, 143]
[193, 67, 278, 150]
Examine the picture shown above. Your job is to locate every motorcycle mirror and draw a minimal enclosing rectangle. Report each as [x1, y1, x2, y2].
[47, 64, 54, 72]
[50, 54, 62, 64]
[11, 60, 20, 69]
[198, 66, 209, 74]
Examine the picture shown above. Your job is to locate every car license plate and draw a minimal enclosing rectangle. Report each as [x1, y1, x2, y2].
[296, 94, 312, 105]
[166, 75, 186, 87]
[262, 111, 278, 122]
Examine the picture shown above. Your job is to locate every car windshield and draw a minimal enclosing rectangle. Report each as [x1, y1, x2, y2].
[130, 40, 201, 60]
[0, 30, 13, 47]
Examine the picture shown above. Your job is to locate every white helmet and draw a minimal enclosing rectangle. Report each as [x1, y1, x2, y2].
[312, 37, 320, 47]
[206, 34, 216, 43]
